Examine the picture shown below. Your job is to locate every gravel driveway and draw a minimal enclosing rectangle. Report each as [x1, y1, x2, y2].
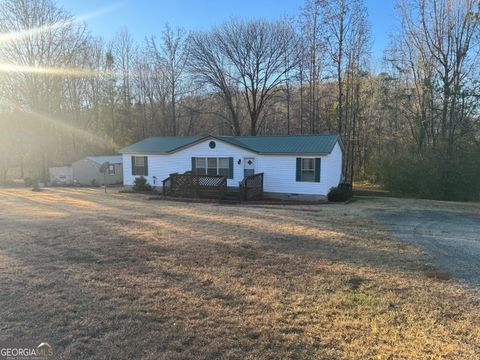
[375, 207, 480, 286]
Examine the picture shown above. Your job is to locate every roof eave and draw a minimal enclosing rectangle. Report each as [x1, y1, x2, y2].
[119, 134, 341, 155]
[165, 135, 259, 154]
[335, 136, 345, 152]
[118, 151, 169, 155]
[164, 135, 214, 154]
[257, 152, 331, 156]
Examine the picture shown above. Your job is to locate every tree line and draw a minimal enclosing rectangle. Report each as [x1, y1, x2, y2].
[0, 0, 479, 200]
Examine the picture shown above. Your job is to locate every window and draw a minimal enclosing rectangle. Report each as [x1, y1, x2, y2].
[193, 157, 232, 178]
[207, 158, 217, 176]
[132, 156, 148, 176]
[218, 158, 230, 177]
[301, 158, 315, 182]
[108, 164, 115, 175]
[195, 157, 206, 175]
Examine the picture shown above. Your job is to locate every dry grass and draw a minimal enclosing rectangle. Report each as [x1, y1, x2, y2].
[0, 188, 478, 359]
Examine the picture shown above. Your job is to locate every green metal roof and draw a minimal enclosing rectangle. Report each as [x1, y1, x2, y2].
[119, 134, 341, 155]
[218, 135, 340, 154]
[119, 136, 202, 154]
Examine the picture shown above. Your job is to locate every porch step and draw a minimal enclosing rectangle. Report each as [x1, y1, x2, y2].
[220, 191, 241, 204]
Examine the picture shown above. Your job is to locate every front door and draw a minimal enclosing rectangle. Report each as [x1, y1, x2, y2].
[244, 157, 255, 177]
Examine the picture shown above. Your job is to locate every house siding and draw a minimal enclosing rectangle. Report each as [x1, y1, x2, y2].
[122, 139, 342, 196]
[258, 141, 342, 196]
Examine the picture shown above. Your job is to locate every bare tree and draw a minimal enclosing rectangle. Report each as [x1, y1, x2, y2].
[217, 19, 300, 135]
[110, 29, 137, 143]
[281, 17, 302, 134]
[189, 30, 242, 135]
[322, 0, 369, 134]
[0, 0, 90, 179]
[300, 0, 325, 133]
[393, 0, 480, 154]
[149, 24, 190, 136]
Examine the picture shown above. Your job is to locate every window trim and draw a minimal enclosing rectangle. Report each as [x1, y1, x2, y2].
[132, 156, 148, 176]
[207, 157, 218, 176]
[301, 158, 315, 182]
[297, 157, 320, 183]
[195, 158, 207, 175]
[108, 164, 115, 175]
[194, 157, 232, 178]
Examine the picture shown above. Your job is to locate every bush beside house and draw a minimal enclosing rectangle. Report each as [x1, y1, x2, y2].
[328, 183, 353, 202]
[133, 176, 152, 192]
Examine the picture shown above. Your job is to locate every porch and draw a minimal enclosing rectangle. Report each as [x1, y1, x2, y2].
[162, 172, 264, 202]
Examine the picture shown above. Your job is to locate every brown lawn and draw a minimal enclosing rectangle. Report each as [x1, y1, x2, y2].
[0, 188, 478, 359]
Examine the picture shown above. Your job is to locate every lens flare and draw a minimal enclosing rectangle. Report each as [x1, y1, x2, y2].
[0, 2, 126, 44]
[0, 63, 100, 77]
[23, 108, 118, 148]
[2, 99, 117, 149]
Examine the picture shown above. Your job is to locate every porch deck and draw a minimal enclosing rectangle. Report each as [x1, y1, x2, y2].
[162, 172, 263, 202]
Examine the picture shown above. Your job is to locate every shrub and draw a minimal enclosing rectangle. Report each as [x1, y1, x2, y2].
[24, 177, 33, 187]
[328, 183, 353, 202]
[32, 179, 41, 191]
[133, 176, 152, 192]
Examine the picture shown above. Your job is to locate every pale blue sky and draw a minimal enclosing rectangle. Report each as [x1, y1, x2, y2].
[57, 0, 395, 59]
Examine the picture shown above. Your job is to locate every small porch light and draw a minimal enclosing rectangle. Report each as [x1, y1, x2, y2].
[237, 159, 242, 165]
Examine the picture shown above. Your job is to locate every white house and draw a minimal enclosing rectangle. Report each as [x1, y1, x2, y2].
[119, 134, 343, 199]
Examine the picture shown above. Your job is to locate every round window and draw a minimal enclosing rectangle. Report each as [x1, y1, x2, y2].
[209, 141, 216, 149]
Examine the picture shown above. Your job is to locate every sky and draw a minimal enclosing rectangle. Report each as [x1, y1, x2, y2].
[57, 0, 395, 59]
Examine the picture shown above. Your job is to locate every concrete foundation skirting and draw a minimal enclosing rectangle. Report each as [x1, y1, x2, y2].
[263, 192, 327, 201]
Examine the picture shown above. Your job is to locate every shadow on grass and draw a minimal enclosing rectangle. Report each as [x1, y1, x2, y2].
[0, 213, 323, 359]
[0, 189, 477, 359]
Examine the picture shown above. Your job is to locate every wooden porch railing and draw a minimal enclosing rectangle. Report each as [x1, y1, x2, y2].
[162, 172, 227, 199]
[239, 173, 264, 201]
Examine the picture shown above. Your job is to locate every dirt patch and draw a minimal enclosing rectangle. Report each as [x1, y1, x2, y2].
[0, 189, 478, 359]
[425, 271, 451, 281]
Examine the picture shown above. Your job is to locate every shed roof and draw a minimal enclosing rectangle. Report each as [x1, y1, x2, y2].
[85, 156, 123, 165]
[119, 134, 341, 155]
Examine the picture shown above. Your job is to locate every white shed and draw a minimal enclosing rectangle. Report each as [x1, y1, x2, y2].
[48, 166, 73, 185]
[72, 156, 123, 186]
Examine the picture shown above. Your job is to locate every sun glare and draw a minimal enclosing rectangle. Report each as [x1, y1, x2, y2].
[0, 63, 100, 77]
[22, 108, 118, 148]
[0, 3, 126, 78]
[1, 98, 117, 149]
[0, 2, 126, 44]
